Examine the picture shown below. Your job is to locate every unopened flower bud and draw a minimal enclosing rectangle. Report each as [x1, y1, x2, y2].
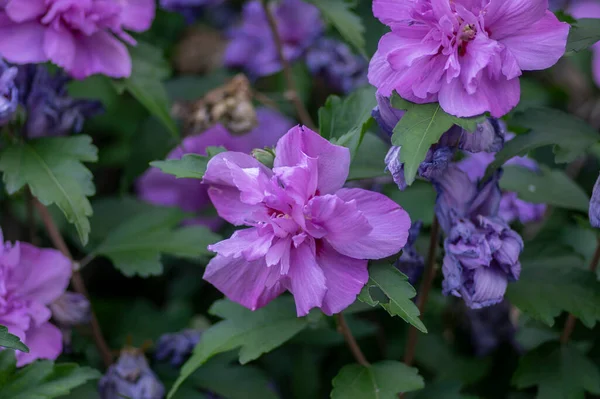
[50, 292, 91, 327]
[155, 329, 202, 367]
[252, 147, 276, 168]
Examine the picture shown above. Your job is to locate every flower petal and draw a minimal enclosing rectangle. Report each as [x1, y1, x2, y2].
[286, 241, 326, 316]
[484, 0, 548, 40]
[203, 254, 284, 311]
[317, 241, 368, 315]
[372, 0, 415, 29]
[119, 0, 156, 32]
[500, 11, 569, 71]
[69, 31, 132, 79]
[0, 15, 47, 64]
[465, 266, 508, 309]
[274, 126, 350, 194]
[5, 0, 46, 22]
[208, 227, 274, 261]
[16, 322, 63, 367]
[335, 188, 411, 259]
[44, 27, 76, 72]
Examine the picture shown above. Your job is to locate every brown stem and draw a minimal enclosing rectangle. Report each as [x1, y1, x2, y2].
[335, 313, 370, 367]
[404, 216, 440, 367]
[33, 200, 113, 368]
[261, 0, 316, 130]
[560, 237, 600, 344]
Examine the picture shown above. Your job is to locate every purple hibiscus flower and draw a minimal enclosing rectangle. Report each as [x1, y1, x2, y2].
[0, 228, 71, 366]
[434, 165, 523, 309]
[0, 0, 156, 79]
[137, 108, 293, 229]
[570, 1, 600, 87]
[368, 0, 569, 117]
[224, 0, 323, 78]
[202, 126, 412, 316]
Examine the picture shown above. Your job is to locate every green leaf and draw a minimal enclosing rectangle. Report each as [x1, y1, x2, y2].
[507, 256, 600, 328]
[318, 86, 377, 157]
[566, 19, 600, 53]
[150, 147, 226, 180]
[390, 94, 484, 185]
[386, 182, 437, 227]
[330, 361, 424, 399]
[0, 351, 100, 399]
[410, 381, 478, 399]
[0, 326, 28, 353]
[359, 263, 427, 333]
[307, 0, 366, 55]
[168, 297, 310, 399]
[114, 41, 178, 138]
[91, 204, 221, 277]
[513, 343, 600, 398]
[484, 109, 599, 179]
[348, 132, 389, 180]
[500, 165, 589, 212]
[0, 136, 98, 245]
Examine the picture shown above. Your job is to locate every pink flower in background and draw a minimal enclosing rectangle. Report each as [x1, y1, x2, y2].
[570, 1, 600, 86]
[369, 0, 569, 117]
[137, 108, 293, 230]
[0, 0, 156, 79]
[0, 229, 71, 366]
[202, 126, 411, 316]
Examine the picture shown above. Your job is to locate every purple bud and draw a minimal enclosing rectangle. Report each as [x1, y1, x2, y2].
[395, 221, 424, 285]
[499, 192, 546, 224]
[49, 292, 91, 327]
[99, 350, 165, 399]
[372, 94, 405, 137]
[441, 118, 505, 154]
[15, 65, 103, 139]
[305, 38, 367, 94]
[590, 173, 600, 228]
[418, 146, 454, 180]
[155, 329, 202, 367]
[384, 146, 407, 190]
[0, 61, 18, 125]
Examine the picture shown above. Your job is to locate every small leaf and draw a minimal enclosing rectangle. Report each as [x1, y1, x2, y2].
[390, 94, 484, 186]
[566, 18, 600, 53]
[512, 343, 600, 398]
[91, 204, 221, 277]
[500, 165, 589, 212]
[307, 0, 366, 55]
[330, 361, 424, 399]
[360, 263, 427, 333]
[168, 297, 311, 399]
[0, 351, 101, 399]
[0, 326, 28, 353]
[484, 109, 599, 179]
[150, 147, 226, 180]
[114, 41, 178, 138]
[0, 136, 98, 245]
[318, 86, 377, 157]
[507, 256, 600, 328]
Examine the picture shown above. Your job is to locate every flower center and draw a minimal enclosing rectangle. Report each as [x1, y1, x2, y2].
[458, 24, 476, 56]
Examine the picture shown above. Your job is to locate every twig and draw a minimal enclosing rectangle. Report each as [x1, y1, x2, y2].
[335, 313, 370, 367]
[560, 237, 600, 344]
[33, 200, 113, 368]
[404, 216, 440, 367]
[261, 0, 316, 130]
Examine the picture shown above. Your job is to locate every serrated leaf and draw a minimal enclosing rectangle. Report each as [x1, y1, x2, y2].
[168, 297, 310, 399]
[318, 86, 377, 157]
[500, 165, 589, 212]
[0, 351, 100, 399]
[0, 326, 28, 353]
[307, 0, 366, 55]
[0, 136, 97, 245]
[91, 204, 220, 277]
[484, 109, 599, 179]
[114, 41, 178, 138]
[512, 343, 600, 398]
[390, 94, 484, 185]
[507, 256, 600, 328]
[359, 263, 427, 333]
[566, 18, 600, 53]
[330, 361, 424, 399]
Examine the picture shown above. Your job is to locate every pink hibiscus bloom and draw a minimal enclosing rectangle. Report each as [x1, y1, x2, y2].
[202, 126, 411, 316]
[570, 1, 600, 86]
[0, 0, 156, 79]
[369, 0, 569, 118]
[0, 229, 71, 366]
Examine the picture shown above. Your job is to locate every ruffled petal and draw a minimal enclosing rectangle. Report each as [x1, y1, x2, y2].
[5, 0, 46, 22]
[119, 0, 155, 32]
[7, 243, 71, 305]
[317, 241, 368, 315]
[68, 31, 132, 79]
[484, 0, 548, 40]
[203, 255, 284, 311]
[464, 266, 508, 309]
[208, 227, 274, 261]
[500, 11, 569, 71]
[286, 241, 326, 316]
[16, 322, 63, 367]
[0, 15, 47, 64]
[44, 27, 76, 72]
[334, 188, 411, 259]
[274, 126, 350, 194]
[372, 0, 415, 29]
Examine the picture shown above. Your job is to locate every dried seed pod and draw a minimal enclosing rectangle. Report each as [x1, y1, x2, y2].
[172, 25, 226, 75]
